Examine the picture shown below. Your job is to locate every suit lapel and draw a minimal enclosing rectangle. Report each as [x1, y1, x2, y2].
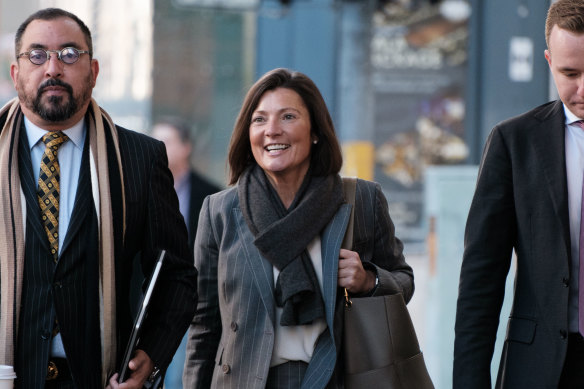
[320, 203, 352, 328]
[230, 197, 351, 387]
[18, 124, 48, 250]
[233, 207, 276, 324]
[532, 101, 571, 250]
[61, 135, 91, 256]
[301, 203, 351, 389]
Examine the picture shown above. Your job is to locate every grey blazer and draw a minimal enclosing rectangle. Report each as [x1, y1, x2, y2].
[184, 176, 414, 389]
[454, 100, 572, 388]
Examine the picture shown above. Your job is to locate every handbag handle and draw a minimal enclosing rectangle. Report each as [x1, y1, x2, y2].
[341, 177, 357, 308]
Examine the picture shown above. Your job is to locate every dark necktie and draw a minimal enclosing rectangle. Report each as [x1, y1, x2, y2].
[573, 120, 584, 336]
[37, 131, 68, 263]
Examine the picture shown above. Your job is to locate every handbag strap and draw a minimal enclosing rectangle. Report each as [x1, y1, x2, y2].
[341, 177, 357, 249]
[341, 177, 357, 307]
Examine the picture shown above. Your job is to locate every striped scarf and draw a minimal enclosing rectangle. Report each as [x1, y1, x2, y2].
[0, 97, 125, 386]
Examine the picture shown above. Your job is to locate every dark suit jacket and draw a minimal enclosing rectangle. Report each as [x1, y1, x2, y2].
[11, 115, 198, 389]
[186, 171, 221, 251]
[454, 100, 571, 388]
[184, 177, 414, 389]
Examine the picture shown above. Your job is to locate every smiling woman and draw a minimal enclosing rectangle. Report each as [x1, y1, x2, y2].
[184, 68, 415, 389]
[249, 87, 316, 207]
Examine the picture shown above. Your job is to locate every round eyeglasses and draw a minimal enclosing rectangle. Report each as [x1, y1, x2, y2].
[17, 47, 90, 65]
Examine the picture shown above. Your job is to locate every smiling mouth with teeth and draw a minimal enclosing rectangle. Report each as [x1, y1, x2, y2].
[265, 144, 289, 151]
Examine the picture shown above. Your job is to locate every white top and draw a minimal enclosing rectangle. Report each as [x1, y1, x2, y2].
[270, 236, 327, 367]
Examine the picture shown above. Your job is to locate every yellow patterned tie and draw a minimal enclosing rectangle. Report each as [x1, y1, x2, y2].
[37, 131, 68, 263]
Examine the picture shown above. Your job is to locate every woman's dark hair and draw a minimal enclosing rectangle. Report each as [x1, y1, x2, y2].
[15, 8, 93, 58]
[227, 68, 343, 185]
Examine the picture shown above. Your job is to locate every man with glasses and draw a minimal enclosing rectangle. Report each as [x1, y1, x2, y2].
[0, 8, 197, 389]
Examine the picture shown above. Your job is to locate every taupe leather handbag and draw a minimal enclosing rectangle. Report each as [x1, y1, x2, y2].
[341, 177, 434, 389]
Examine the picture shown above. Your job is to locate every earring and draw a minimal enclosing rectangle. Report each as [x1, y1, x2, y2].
[313, 139, 318, 144]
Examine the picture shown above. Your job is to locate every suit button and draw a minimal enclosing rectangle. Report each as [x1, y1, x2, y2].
[562, 277, 569, 287]
[41, 330, 51, 340]
[560, 330, 567, 340]
[230, 321, 238, 332]
[222, 364, 231, 374]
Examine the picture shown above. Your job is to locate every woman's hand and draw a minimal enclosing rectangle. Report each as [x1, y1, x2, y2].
[105, 349, 154, 389]
[338, 249, 376, 294]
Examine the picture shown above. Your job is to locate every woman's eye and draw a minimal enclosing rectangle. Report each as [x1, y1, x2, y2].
[283, 113, 295, 120]
[251, 116, 264, 123]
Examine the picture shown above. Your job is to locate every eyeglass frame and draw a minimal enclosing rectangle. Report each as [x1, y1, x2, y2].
[16, 47, 91, 65]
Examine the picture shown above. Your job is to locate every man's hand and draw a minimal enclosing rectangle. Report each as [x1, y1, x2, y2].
[106, 349, 155, 389]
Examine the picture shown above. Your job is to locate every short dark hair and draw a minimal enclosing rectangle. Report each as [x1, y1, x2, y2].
[227, 68, 343, 185]
[546, 0, 584, 50]
[15, 8, 93, 58]
[154, 116, 192, 144]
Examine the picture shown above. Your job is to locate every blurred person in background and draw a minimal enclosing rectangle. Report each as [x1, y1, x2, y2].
[454, 1, 584, 387]
[183, 67, 414, 388]
[151, 118, 221, 252]
[151, 118, 220, 388]
[0, 7, 197, 388]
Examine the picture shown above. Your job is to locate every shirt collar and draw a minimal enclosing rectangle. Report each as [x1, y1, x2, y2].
[563, 103, 582, 126]
[24, 116, 85, 151]
[174, 171, 190, 191]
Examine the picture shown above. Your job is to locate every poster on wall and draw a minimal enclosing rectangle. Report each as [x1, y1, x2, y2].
[371, 1, 470, 248]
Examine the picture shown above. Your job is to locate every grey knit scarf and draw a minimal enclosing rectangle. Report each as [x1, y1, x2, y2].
[238, 164, 343, 326]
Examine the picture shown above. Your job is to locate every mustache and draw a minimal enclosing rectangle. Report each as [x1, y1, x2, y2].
[38, 78, 73, 95]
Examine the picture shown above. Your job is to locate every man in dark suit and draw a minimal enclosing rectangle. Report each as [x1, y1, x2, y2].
[0, 8, 197, 389]
[151, 118, 220, 388]
[454, 1, 584, 387]
[151, 118, 221, 252]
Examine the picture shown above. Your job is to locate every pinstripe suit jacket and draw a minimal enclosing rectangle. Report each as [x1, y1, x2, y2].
[184, 176, 414, 389]
[9, 115, 198, 388]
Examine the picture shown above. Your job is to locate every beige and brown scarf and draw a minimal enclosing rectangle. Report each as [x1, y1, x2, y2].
[0, 97, 125, 386]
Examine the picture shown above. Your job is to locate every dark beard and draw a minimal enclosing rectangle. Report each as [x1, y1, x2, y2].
[33, 79, 78, 122]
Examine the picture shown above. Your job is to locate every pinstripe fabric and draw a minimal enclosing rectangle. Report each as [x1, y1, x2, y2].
[266, 360, 308, 388]
[184, 177, 414, 389]
[108, 125, 197, 367]
[10, 118, 197, 388]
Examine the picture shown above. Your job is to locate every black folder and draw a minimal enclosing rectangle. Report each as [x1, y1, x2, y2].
[119, 249, 166, 385]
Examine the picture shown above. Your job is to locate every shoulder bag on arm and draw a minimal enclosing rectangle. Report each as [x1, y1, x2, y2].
[341, 177, 434, 389]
